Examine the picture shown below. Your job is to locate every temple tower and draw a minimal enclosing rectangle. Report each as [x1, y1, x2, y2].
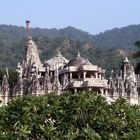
[121, 57, 138, 104]
[1, 75, 10, 105]
[21, 21, 42, 79]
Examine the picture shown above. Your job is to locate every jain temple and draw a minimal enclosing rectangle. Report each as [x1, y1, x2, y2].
[0, 21, 140, 106]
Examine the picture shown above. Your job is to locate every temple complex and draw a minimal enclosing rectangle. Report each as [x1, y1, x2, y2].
[0, 21, 139, 106]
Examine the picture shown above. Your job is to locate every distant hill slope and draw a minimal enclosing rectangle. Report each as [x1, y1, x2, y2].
[0, 24, 140, 76]
[93, 25, 140, 49]
[1, 24, 140, 48]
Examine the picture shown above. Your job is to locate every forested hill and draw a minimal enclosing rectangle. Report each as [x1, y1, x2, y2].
[1, 24, 140, 48]
[93, 25, 140, 49]
[0, 24, 140, 75]
[0, 25, 93, 42]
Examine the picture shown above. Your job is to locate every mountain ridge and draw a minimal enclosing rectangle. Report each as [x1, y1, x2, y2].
[0, 23, 140, 49]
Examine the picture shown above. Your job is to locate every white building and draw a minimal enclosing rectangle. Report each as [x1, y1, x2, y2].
[0, 21, 139, 106]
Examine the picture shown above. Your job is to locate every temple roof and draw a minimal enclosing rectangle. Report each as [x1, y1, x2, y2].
[67, 52, 92, 67]
[45, 51, 68, 68]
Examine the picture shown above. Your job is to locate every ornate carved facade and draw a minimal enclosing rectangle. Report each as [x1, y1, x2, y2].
[108, 57, 139, 104]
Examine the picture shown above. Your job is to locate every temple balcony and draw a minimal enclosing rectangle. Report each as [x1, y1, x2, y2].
[69, 78, 108, 88]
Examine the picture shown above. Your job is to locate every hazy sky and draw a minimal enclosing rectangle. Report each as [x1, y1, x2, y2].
[0, 0, 140, 34]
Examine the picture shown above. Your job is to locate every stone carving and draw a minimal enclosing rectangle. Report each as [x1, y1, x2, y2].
[13, 76, 23, 96]
[1, 75, 9, 94]
[107, 57, 138, 104]
[62, 74, 69, 90]
[45, 51, 68, 70]
[30, 74, 40, 95]
[52, 66, 61, 91]
[44, 73, 52, 92]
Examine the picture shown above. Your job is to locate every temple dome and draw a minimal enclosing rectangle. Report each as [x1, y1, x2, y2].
[67, 52, 92, 67]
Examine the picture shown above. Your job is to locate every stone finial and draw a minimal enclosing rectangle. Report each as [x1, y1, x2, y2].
[6, 68, 9, 79]
[77, 51, 81, 57]
[56, 50, 62, 57]
[124, 57, 130, 63]
[110, 70, 113, 78]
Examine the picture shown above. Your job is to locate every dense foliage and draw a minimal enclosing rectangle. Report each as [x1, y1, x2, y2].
[0, 92, 140, 139]
[133, 41, 140, 74]
[0, 24, 139, 76]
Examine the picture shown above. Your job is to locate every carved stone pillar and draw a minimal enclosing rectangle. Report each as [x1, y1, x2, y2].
[95, 72, 98, 79]
[83, 72, 86, 80]
[70, 73, 72, 81]
[99, 74, 101, 80]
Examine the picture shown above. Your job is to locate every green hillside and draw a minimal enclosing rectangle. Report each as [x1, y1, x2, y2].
[0, 24, 139, 76]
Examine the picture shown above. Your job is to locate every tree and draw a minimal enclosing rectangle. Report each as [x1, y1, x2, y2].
[0, 91, 140, 139]
[133, 41, 140, 74]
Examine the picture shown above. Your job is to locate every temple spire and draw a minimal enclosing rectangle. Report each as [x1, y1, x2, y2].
[124, 57, 130, 63]
[109, 70, 113, 79]
[2, 75, 9, 93]
[56, 50, 62, 57]
[1, 74, 9, 105]
[77, 51, 81, 57]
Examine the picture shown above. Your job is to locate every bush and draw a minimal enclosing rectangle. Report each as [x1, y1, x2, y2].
[0, 91, 140, 139]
